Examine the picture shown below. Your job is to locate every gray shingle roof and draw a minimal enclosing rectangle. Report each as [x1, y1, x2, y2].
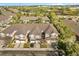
[20, 16, 50, 21]
[0, 15, 10, 22]
[20, 16, 38, 21]
[2, 24, 58, 35]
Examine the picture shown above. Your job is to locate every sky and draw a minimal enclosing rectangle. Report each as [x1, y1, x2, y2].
[0, 0, 78, 6]
[0, 0, 78, 3]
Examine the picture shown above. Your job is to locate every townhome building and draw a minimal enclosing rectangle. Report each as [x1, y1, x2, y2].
[0, 24, 58, 48]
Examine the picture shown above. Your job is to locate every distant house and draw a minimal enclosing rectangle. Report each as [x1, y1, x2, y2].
[2, 11, 15, 16]
[20, 16, 50, 23]
[4, 8, 19, 13]
[41, 16, 50, 23]
[55, 9, 63, 15]
[58, 15, 79, 41]
[0, 36, 11, 48]
[63, 19, 79, 41]
[58, 15, 79, 22]
[0, 11, 15, 26]
[20, 16, 38, 23]
[0, 15, 12, 26]
[0, 24, 58, 48]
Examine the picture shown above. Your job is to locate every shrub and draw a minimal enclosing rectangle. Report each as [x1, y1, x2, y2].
[40, 41, 48, 48]
[49, 12, 78, 55]
[23, 42, 30, 48]
[7, 43, 15, 48]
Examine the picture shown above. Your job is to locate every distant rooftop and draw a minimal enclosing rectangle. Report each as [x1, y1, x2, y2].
[0, 15, 10, 21]
[64, 19, 79, 36]
[20, 16, 50, 21]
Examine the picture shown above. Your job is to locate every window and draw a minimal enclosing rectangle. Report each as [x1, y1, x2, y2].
[30, 41, 35, 43]
[51, 33, 58, 38]
[45, 33, 49, 38]
[19, 34, 24, 38]
[15, 35, 19, 39]
[35, 35, 41, 39]
[20, 41, 25, 43]
[41, 31, 45, 39]
[19, 34, 24, 39]
[16, 40, 20, 43]
[47, 40, 51, 44]
[15, 34, 24, 39]
[30, 34, 35, 40]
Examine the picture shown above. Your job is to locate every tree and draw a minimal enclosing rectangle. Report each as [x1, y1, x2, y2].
[10, 14, 23, 24]
[0, 10, 2, 15]
[23, 42, 30, 48]
[40, 41, 48, 48]
[48, 11, 79, 56]
[66, 42, 79, 56]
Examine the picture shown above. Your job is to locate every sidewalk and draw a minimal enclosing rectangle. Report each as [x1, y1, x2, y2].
[0, 48, 54, 51]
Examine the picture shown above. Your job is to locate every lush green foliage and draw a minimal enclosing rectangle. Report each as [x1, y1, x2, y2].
[23, 42, 30, 48]
[40, 40, 48, 48]
[49, 12, 79, 55]
[0, 10, 2, 15]
[7, 38, 16, 48]
[10, 12, 23, 24]
[7, 43, 15, 48]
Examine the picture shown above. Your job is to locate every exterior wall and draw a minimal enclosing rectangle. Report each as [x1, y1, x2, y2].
[0, 37, 11, 48]
[0, 50, 58, 56]
[46, 40, 51, 48]
[0, 40, 5, 48]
